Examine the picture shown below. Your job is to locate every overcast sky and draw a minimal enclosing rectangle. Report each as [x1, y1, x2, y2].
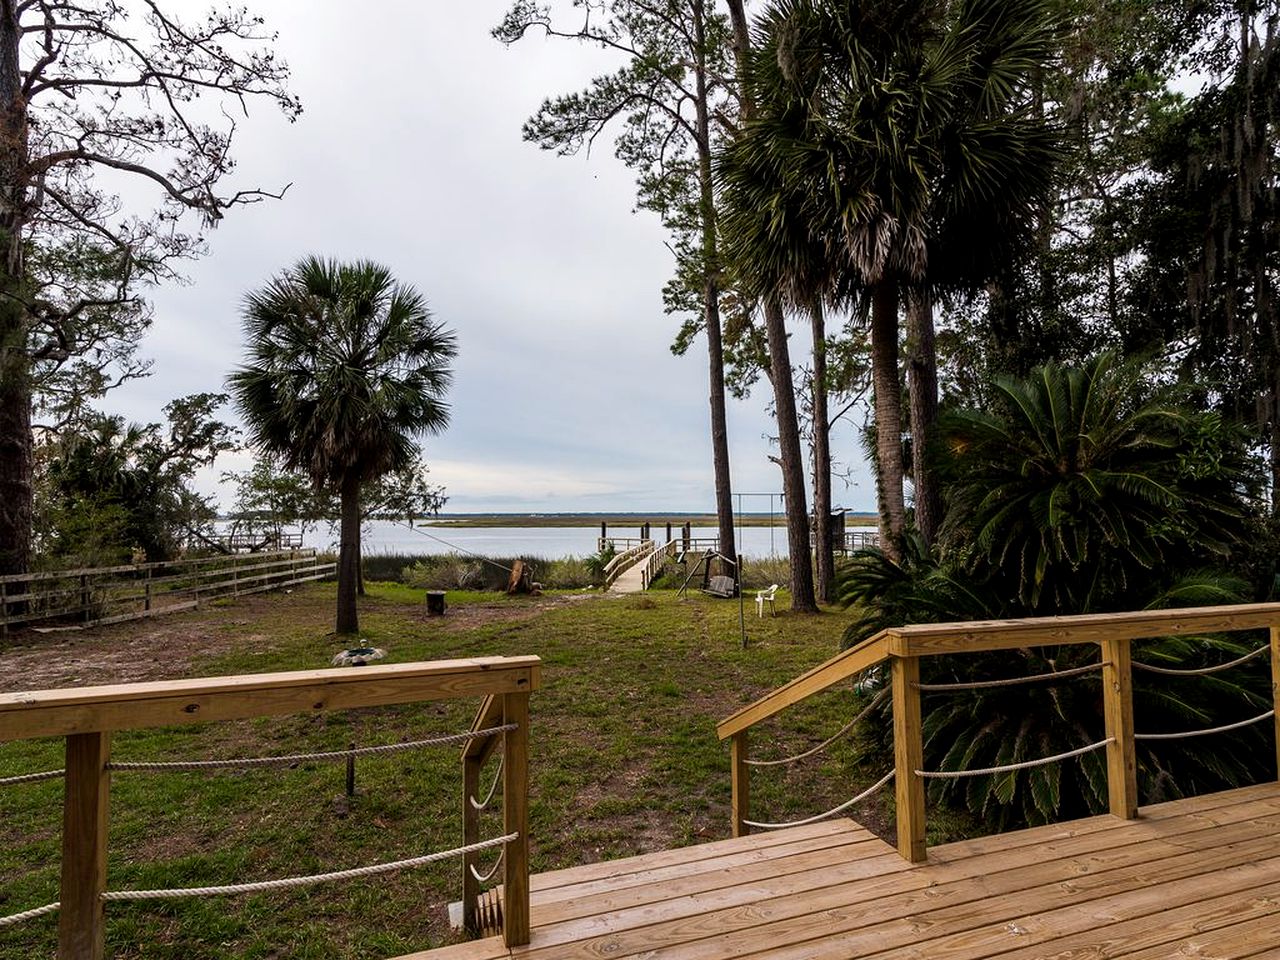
[104, 0, 877, 515]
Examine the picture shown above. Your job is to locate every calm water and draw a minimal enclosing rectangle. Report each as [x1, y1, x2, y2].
[276, 520, 876, 559]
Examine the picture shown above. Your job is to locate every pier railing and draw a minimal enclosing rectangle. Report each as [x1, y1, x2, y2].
[718, 603, 1280, 862]
[0, 655, 541, 958]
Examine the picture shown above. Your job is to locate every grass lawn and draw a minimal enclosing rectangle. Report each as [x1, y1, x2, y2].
[0, 582, 958, 959]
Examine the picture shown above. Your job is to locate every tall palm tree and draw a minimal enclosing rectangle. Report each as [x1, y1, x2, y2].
[719, 0, 1059, 559]
[229, 257, 456, 635]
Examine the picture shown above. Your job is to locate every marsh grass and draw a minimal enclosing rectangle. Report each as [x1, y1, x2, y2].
[0, 583, 966, 959]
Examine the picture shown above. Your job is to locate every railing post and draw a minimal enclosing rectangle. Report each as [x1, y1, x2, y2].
[1101, 637, 1138, 819]
[58, 731, 111, 960]
[143, 568, 152, 612]
[80, 574, 90, 623]
[891, 655, 926, 863]
[1271, 626, 1280, 779]
[1, 578, 7, 639]
[461, 752, 481, 936]
[502, 691, 530, 947]
[730, 731, 750, 837]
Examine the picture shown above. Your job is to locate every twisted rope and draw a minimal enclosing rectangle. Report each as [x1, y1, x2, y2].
[0, 901, 59, 927]
[101, 833, 516, 901]
[742, 770, 895, 830]
[746, 689, 889, 768]
[914, 661, 1106, 692]
[0, 769, 65, 787]
[470, 757, 504, 811]
[106, 725, 518, 772]
[1132, 645, 1270, 676]
[916, 738, 1114, 779]
[469, 846, 505, 884]
[1135, 709, 1275, 741]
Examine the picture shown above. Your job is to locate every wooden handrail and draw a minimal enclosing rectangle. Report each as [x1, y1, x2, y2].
[717, 601, 1280, 863]
[0, 655, 541, 958]
[0, 656, 540, 742]
[717, 602, 1280, 741]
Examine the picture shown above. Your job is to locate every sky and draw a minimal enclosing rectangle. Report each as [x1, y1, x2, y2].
[103, 0, 878, 515]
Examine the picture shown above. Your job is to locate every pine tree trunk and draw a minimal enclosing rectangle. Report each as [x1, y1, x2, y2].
[692, 0, 736, 569]
[0, 5, 31, 580]
[907, 290, 940, 547]
[809, 300, 834, 603]
[336, 475, 360, 635]
[871, 281, 906, 562]
[763, 297, 817, 612]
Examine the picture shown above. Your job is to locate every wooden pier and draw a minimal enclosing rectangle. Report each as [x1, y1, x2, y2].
[407, 781, 1280, 960]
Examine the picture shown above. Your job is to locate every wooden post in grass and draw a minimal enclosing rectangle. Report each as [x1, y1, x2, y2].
[59, 732, 111, 960]
[892, 655, 926, 863]
[502, 691, 531, 947]
[1101, 637, 1138, 819]
[79, 575, 90, 623]
[730, 731, 750, 837]
[462, 752, 481, 935]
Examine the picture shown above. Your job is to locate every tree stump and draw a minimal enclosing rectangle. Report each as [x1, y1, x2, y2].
[425, 591, 446, 616]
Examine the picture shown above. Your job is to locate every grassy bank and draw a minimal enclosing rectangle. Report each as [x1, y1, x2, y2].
[0, 583, 961, 959]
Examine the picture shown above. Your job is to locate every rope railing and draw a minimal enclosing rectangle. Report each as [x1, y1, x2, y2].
[1131, 644, 1270, 676]
[0, 768, 65, 787]
[916, 738, 1114, 780]
[0, 900, 60, 927]
[745, 689, 889, 768]
[742, 769, 895, 830]
[1135, 708, 1275, 741]
[914, 661, 1106, 692]
[469, 846, 505, 884]
[470, 756, 504, 811]
[105, 724, 518, 773]
[99, 833, 517, 902]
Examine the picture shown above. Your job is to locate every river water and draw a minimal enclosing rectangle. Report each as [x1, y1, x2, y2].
[276, 520, 877, 559]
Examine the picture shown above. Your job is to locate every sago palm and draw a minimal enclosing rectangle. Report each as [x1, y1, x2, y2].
[229, 257, 456, 635]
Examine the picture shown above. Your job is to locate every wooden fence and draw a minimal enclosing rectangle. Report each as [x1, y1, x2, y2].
[0, 550, 335, 636]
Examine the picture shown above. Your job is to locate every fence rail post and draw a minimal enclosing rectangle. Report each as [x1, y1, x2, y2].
[731, 731, 750, 837]
[461, 752, 481, 935]
[1101, 636, 1138, 819]
[501, 691, 530, 947]
[79, 574, 90, 623]
[1271, 626, 1280, 780]
[58, 731, 111, 960]
[892, 654, 927, 863]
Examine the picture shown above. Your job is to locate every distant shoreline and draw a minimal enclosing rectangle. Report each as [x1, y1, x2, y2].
[420, 512, 880, 529]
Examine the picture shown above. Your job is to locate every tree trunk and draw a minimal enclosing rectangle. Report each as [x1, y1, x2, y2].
[906, 289, 940, 547]
[762, 297, 817, 612]
[356, 538, 365, 596]
[871, 281, 906, 562]
[809, 300, 834, 603]
[336, 475, 360, 635]
[0, 3, 31, 580]
[692, 0, 736, 570]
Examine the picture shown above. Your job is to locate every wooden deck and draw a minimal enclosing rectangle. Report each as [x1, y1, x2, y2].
[407, 781, 1280, 960]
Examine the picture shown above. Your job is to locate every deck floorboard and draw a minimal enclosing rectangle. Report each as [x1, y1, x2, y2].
[399, 782, 1280, 960]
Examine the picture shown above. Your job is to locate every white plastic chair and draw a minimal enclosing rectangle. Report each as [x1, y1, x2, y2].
[756, 584, 779, 618]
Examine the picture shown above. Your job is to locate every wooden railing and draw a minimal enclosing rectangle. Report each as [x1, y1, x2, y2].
[640, 541, 679, 589]
[601, 541, 654, 588]
[717, 602, 1280, 863]
[0, 655, 541, 958]
[0, 550, 333, 635]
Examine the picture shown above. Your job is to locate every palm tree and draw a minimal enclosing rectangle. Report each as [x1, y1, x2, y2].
[719, 0, 1059, 559]
[229, 257, 456, 635]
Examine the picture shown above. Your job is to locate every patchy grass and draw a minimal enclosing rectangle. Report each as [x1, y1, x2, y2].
[0, 582, 946, 959]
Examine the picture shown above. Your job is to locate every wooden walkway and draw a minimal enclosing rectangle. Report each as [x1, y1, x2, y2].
[405, 781, 1280, 960]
